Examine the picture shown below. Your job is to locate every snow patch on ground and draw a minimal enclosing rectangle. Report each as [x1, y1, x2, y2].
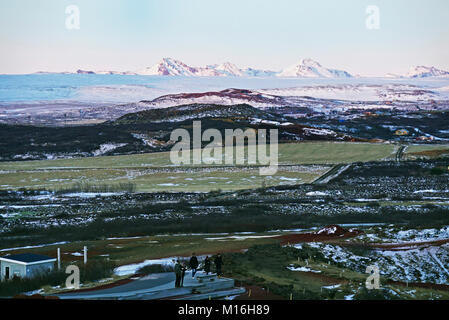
[306, 191, 328, 196]
[114, 258, 176, 276]
[287, 265, 322, 273]
[0, 241, 69, 252]
[93, 143, 127, 156]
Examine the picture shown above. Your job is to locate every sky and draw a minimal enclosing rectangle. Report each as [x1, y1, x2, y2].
[0, 0, 448, 76]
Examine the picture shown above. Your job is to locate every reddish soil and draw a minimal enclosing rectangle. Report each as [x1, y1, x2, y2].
[275, 225, 363, 245]
[408, 149, 449, 157]
[152, 88, 285, 105]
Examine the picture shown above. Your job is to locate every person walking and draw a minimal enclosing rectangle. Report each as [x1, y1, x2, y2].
[174, 260, 182, 288]
[189, 253, 199, 278]
[204, 256, 211, 275]
[214, 253, 223, 277]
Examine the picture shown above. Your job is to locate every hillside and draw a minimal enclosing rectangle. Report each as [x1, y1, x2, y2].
[0, 103, 358, 162]
[113, 103, 281, 124]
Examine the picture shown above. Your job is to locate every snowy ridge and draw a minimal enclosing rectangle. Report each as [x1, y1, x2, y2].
[136, 57, 353, 78]
[259, 83, 449, 101]
[138, 58, 223, 76]
[407, 66, 449, 78]
[136, 88, 287, 109]
[209, 62, 244, 76]
[34, 59, 449, 79]
[277, 58, 352, 78]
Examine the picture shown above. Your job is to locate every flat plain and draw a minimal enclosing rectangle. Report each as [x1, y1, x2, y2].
[0, 142, 398, 192]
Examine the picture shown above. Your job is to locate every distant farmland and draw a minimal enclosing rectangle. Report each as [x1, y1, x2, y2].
[0, 142, 398, 192]
[404, 144, 449, 160]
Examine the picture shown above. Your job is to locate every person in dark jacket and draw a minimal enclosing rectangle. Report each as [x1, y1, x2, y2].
[180, 262, 187, 287]
[214, 253, 223, 277]
[189, 253, 199, 278]
[174, 260, 182, 288]
[204, 256, 211, 275]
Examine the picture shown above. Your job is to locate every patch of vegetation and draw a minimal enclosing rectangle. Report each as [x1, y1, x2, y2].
[55, 182, 136, 194]
[222, 244, 335, 300]
[430, 167, 445, 175]
[354, 287, 400, 300]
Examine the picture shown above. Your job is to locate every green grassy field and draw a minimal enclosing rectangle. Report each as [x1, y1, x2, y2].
[0, 142, 397, 192]
[0, 141, 397, 170]
[404, 144, 449, 160]
[0, 167, 328, 192]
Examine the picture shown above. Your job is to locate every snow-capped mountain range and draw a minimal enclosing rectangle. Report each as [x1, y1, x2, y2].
[138, 58, 222, 76]
[137, 57, 352, 78]
[35, 57, 449, 78]
[137, 58, 281, 77]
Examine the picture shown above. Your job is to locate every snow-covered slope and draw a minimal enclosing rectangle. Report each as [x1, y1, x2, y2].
[277, 58, 352, 78]
[210, 62, 244, 76]
[259, 83, 446, 101]
[138, 58, 223, 76]
[138, 58, 277, 77]
[407, 66, 449, 78]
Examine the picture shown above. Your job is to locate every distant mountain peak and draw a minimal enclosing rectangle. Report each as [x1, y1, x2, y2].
[278, 58, 352, 78]
[76, 69, 95, 74]
[300, 58, 321, 67]
[214, 62, 243, 76]
[139, 57, 203, 76]
[406, 65, 449, 78]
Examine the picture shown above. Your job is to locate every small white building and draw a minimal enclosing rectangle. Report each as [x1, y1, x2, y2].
[0, 253, 56, 281]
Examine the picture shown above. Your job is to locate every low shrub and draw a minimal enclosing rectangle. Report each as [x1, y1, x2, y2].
[137, 264, 174, 275]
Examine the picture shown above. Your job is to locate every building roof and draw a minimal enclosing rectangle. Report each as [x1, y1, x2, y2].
[0, 253, 56, 264]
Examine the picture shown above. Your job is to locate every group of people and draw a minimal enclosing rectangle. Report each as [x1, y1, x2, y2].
[174, 253, 223, 288]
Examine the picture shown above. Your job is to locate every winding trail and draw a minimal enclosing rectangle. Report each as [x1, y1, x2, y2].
[312, 164, 351, 184]
[396, 145, 406, 162]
